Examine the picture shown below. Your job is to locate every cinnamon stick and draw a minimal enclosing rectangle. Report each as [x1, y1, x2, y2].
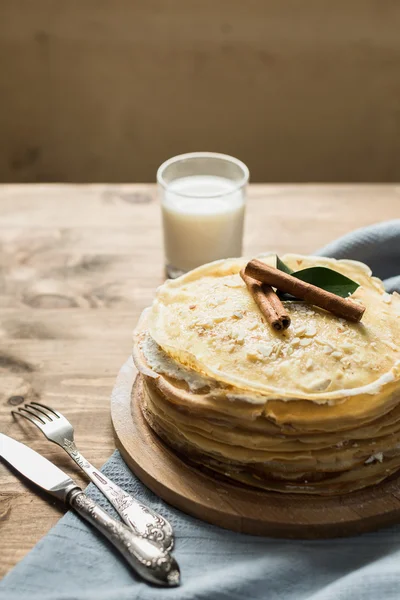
[245, 259, 365, 323]
[240, 269, 291, 331]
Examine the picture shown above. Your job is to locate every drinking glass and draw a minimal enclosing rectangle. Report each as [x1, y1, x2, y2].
[157, 152, 249, 279]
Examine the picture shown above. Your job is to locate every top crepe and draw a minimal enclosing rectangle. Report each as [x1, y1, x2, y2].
[149, 254, 400, 403]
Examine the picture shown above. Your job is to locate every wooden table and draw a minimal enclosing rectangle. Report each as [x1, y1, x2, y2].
[0, 184, 398, 578]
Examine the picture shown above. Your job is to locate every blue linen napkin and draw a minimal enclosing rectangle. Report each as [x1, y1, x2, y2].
[1, 220, 400, 600]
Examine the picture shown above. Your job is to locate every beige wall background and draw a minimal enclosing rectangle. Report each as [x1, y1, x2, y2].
[1, 1, 400, 183]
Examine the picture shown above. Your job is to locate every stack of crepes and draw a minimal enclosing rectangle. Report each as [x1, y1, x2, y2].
[133, 254, 400, 495]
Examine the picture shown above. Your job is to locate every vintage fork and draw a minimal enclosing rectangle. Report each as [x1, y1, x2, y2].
[12, 401, 174, 551]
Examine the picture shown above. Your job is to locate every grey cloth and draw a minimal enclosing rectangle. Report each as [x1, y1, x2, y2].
[316, 219, 400, 293]
[1, 220, 400, 600]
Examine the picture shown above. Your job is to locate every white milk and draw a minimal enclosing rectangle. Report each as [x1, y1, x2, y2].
[161, 175, 245, 273]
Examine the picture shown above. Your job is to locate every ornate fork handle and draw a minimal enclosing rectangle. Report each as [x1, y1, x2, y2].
[68, 488, 179, 587]
[62, 439, 174, 551]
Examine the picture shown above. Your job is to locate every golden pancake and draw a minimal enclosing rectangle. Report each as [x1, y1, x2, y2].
[148, 254, 400, 401]
[133, 254, 400, 495]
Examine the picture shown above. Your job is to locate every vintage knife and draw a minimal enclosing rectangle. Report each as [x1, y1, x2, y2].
[0, 434, 180, 587]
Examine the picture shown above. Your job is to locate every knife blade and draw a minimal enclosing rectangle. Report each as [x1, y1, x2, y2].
[0, 434, 180, 587]
[0, 433, 77, 500]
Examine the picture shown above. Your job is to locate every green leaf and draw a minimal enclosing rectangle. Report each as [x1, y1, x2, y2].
[274, 256, 360, 299]
[291, 267, 359, 297]
[276, 255, 294, 275]
[276, 292, 300, 301]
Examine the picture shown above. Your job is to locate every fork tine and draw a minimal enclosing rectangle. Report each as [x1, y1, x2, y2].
[11, 410, 39, 426]
[14, 407, 47, 426]
[30, 401, 60, 419]
[25, 402, 55, 421]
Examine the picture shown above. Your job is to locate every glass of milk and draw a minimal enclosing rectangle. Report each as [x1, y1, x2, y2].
[157, 152, 249, 278]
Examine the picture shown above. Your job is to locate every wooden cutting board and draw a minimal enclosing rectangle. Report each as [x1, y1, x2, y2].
[111, 358, 400, 538]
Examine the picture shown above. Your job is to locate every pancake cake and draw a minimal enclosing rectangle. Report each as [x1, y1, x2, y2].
[132, 254, 400, 495]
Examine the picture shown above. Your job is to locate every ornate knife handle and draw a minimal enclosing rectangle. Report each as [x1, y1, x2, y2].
[62, 439, 174, 551]
[68, 488, 180, 587]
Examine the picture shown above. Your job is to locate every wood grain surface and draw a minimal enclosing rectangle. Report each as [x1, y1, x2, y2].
[113, 369, 400, 539]
[0, 184, 399, 577]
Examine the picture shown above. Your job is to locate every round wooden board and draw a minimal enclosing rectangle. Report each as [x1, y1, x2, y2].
[111, 358, 400, 539]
